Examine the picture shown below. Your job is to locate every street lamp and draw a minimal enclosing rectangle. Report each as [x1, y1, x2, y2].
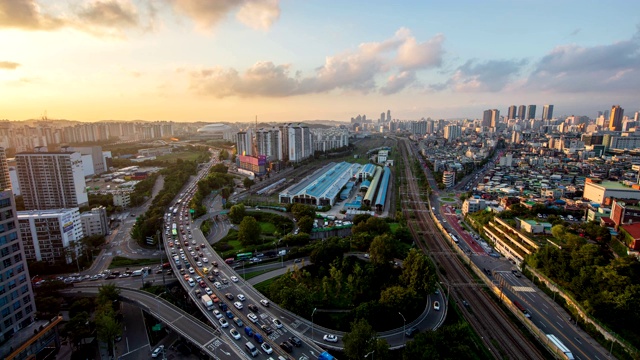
[398, 312, 406, 346]
[312, 308, 317, 341]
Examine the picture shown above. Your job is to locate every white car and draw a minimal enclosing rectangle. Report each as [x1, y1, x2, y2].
[261, 342, 273, 354]
[247, 313, 258, 323]
[237, 294, 246, 301]
[219, 318, 229, 328]
[230, 276, 239, 282]
[230, 327, 241, 340]
[202, 257, 209, 263]
[433, 301, 440, 311]
[213, 309, 223, 319]
[205, 287, 213, 296]
[196, 261, 203, 267]
[151, 345, 164, 358]
[323, 334, 338, 343]
[188, 268, 195, 274]
[213, 282, 222, 289]
[272, 319, 283, 328]
[187, 278, 195, 287]
[233, 301, 243, 310]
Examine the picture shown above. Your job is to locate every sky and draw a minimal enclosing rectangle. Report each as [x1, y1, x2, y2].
[1, 0, 639, 123]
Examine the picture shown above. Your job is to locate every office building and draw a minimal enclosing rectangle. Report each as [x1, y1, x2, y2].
[517, 105, 526, 120]
[542, 105, 554, 121]
[16, 150, 88, 210]
[482, 110, 492, 127]
[0, 190, 36, 343]
[527, 105, 537, 120]
[507, 105, 517, 120]
[18, 208, 83, 264]
[608, 105, 624, 131]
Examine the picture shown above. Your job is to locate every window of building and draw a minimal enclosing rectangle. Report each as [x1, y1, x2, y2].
[7, 279, 15, 290]
[2, 258, 10, 269]
[12, 300, 20, 310]
[20, 285, 28, 294]
[18, 274, 26, 283]
[5, 269, 13, 281]
[25, 304, 32, 314]
[4, 317, 13, 327]
[0, 297, 7, 307]
[22, 295, 30, 305]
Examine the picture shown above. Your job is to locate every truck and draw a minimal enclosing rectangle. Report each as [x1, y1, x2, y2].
[201, 295, 214, 311]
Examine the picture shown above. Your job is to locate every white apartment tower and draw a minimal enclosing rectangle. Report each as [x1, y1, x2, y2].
[256, 128, 282, 161]
[18, 208, 83, 264]
[16, 149, 88, 210]
[236, 130, 253, 156]
[287, 123, 314, 162]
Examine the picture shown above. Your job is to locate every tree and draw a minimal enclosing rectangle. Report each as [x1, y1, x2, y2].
[342, 318, 378, 360]
[310, 237, 346, 268]
[400, 248, 436, 296]
[97, 283, 120, 305]
[238, 216, 261, 245]
[297, 215, 314, 234]
[96, 306, 121, 357]
[379, 285, 417, 309]
[229, 204, 246, 224]
[369, 233, 395, 265]
[291, 203, 315, 219]
[211, 163, 228, 173]
[64, 311, 92, 347]
[219, 149, 229, 161]
[243, 177, 255, 189]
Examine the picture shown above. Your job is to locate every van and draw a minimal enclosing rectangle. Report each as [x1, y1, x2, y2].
[253, 333, 264, 344]
[131, 269, 143, 277]
[244, 326, 254, 337]
[245, 342, 259, 357]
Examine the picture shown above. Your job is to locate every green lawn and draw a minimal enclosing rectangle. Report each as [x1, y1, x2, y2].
[253, 276, 280, 292]
[241, 269, 274, 280]
[156, 151, 204, 163]
[259, 222, 277, 234]
[440, 197, 456, 202]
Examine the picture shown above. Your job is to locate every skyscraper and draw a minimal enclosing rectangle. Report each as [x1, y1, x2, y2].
[490, 109, 500, 128]
[287, 123, 313, 162]
[507, 105, 517, 120]
[16, 149, 88, 210]
[0, 190, 36, 341]
[482, 110, 492, 127]
[542, 105, 554, 120]
[517, 105, 526, 120]
[609, 105, 624, 131]
[256, 127, 282, 161]
[527, 105, 537, 120]
[387, 110, 391, 122]
[236, 130, 253, 156]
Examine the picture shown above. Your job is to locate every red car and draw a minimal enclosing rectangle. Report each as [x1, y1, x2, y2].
[199, 280, 206, 288]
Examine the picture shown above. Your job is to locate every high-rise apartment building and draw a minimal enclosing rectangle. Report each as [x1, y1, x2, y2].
[236, 130, 253, 156]
[483, 109, 500, 128]
[287, 123, 313, 162]
[444, 125, 462, 141]
[482, 110, 492, 127]
[0, 190, 36, 342]
[0, 148, 10, 190]
[527, 105, 537, 120]
[18, 208, 83, 264]
[507, 105, 517, 120]
[517, 105, 526, 120]
[608, 105, 624, 131]
[16, 149, 88, 210]
[542, 105, 554, 121]
[256, 128, 282, 161]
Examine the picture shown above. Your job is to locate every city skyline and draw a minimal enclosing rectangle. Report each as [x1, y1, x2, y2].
[1, 0, 640, 122]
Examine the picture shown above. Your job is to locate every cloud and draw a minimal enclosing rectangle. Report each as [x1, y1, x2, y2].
[432, 58, 527, 92]
[236, 0, 280, 31]
[168, 0, 280, 31]
[0, 61, 20, 70]
[190, 28, 445, 97]
[77, 0, 139, 28]
[380, 71, 416, 95]
[524, 33, 640, 92]
[0, 0, 63, 30]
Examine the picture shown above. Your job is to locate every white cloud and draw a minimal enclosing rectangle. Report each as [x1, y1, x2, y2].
[236, 0, 280, 31]
[168, 0, 280, 31]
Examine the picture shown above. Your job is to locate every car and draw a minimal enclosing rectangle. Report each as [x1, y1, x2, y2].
[272, 319, 283, 328]
[212, 261, 218, 267]
[248, 304, 258, 312]
[225, 293, 234, 300]
[213, 310, 223, 319]
[195, 289, 202, 296]
[151, 345, 164, 358]
[188, 268, 195, 274]
[247, 313, 258, 323]
[213, 282, 222, 289]
[230, 276, 239, 283]
[405, 326, 419, 337]
[323, 334, 338, 343]
[289, 336, 302, 347]
[259, 299, 269, 307]
[219, 318, 229, 328]
[294, 258, 301, 263]
[433, 301, 440, 311]
[364, 253, 370, 259]
[279, 342, 293, 353]
[260, 324, 273, 335]
[462, 300, 470, 307]
[261, 342, 273, 354]
[202, 257, 209, 263]
[221, 278, 229, 284]
[226, 310, 234, 318]
[230, 327, 241, 340]
[234, 301, 243, 310]
[205, 287, 213, 296]
[196, 261, 203, 267]
[233, 317, 244, 327]
[199, 280, 206, 288]
[237, 294, 246, 301]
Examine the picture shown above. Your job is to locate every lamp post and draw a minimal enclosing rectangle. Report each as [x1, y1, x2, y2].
[398, 312, 406, 346]
[312, 308, 317, 341]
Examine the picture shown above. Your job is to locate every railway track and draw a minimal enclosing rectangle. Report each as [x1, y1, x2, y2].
[398, 138, 544, 359]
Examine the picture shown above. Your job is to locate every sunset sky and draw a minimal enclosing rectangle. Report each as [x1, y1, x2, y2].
[1, 0, 639, 122]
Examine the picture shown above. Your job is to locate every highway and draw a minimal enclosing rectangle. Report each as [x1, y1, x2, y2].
[62, 286, 244, 359]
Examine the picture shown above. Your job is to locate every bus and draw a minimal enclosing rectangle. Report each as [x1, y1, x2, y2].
[171, 229, 178, 237]
[546, 334, 574, 360]
[237, 252, 252, 261]
[448, 233, 459, 243]
[513, 300, 531, 318]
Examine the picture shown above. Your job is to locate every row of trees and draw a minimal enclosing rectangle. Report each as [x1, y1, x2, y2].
[189, 164, 235, 218]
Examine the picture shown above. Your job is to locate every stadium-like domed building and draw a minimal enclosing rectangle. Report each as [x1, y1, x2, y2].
[196, 123, 235, 140]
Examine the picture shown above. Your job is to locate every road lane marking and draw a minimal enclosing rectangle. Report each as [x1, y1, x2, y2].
[556, 321, 564, 328]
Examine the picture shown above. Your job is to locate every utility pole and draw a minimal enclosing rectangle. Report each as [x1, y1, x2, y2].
[158, 230, 165, 287]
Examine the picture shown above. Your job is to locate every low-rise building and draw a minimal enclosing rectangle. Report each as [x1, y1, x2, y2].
[80, 206, 109, 237]
[519, 219, 552, 234]
[113, 191, 131, 208]
[18, 208, 83, 264]
[462, 198, 487, 215]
